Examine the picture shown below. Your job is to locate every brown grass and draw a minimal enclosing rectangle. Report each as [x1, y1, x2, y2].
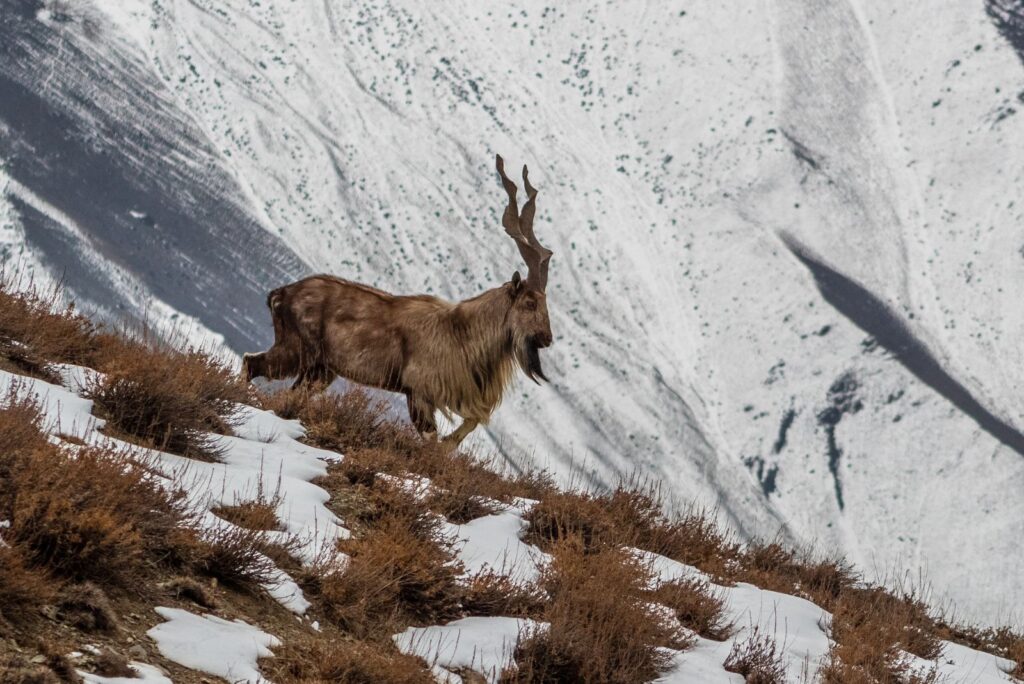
[0, 546, 56, 630]
[318, 482, 463, 637]
[820, 584, 944, 682]
[336, 443, 555, 517]
[937, 621, 1024, 680]
[0, 397, 188, 585]
[0, 652, 64, 684]
[276, 383, 1024, 683]
[85, 344, 247, 460]
[182, 522, 278, 590]
[2, 280, 1022, 684]
[0, 648, 80, 684]
[262, 387, 414, 454]
[735, 540, 857, 609]
[89, 651, 134, 678]
[522, 490, 619, 553]
[56, 582, 118, 633]
[723, 625, 787, 683]
[649, 577, 731, 641]
[262, 636, 434, 683]
[0, 389, 53, 505]
[0, 282, 101, 382]
[503, 540, 687, 683]
[212, 501, 284, 532]
[522, 485, 738, 581]
[161, 576, 218, 609]
[269, 386, 555, 514]
[462, 571, 548, 619]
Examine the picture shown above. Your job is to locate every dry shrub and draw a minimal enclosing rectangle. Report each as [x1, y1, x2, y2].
[723, 625, 787, 683]
[6, 444, 183, 582]
[262, 636, 433, 683]
[645, 508, 740, 582]
[821, 585, 944, 682]
[263, 387, 414, 454]
[522, 491, 618, 553]
[85, 344, 246, 460]
[422, 450, 554, 524]
[212, 501, 283, 532]
[428, 489, 500, 524]
[0, 283, 99, 381]
[316, 480, 462, 637]
[36, 646, 81, 684]
[0, 400, 187, 584]
[650, 577, 731, 640]
[737, 541, 856, 609]
[161, 576, 217, 609]
[0, 391, 52, 507]
[0, 652, 62, 684]
[523, 484, 737, 582]
[56, 582, 118, 632]
[328, 440, 546, 525]
[462, 571, 547, 619]
[984, 630, 1023, 680]
[504, 541, 685, 683]
[604, 490, 741, 580]
[184, 523, 277, 590]
[89, 651, 133, 678]
[325, 528, 461, 635]
[0, 547, 56, 628]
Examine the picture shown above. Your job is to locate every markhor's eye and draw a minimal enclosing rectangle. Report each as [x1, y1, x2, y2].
[524, 299, 537, 311]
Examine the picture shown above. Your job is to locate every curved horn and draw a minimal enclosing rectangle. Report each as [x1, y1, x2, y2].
[496, 154, 552, 290]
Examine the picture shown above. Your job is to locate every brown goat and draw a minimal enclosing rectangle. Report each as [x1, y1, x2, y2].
[243, 155, 553, 445]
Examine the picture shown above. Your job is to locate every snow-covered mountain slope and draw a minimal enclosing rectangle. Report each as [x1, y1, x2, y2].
[2, 0, 1024, 623]
[6, 360, 1017, 683]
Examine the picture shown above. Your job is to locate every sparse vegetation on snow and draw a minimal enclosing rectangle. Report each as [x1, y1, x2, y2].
[0, 282, 1021, 683]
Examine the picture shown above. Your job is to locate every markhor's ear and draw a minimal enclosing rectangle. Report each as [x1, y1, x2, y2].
[511, 271, 523, 291]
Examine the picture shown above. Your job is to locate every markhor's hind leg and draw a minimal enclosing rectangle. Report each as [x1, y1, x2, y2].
[443, 418, 479, 447]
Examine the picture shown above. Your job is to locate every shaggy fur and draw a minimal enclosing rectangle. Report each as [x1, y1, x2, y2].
[243, 274, 550, 444]
[244, 156, 553, 446]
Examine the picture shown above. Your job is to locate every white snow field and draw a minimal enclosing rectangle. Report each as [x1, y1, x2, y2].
[1, 364, 1018, 682]
[2, 0, 1024, 625]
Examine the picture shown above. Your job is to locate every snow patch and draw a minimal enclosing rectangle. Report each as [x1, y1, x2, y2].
[903, 639, 1018, 683]
[393, 616, 547, 684]
[79, 662, 173, 684]
[0, 368, 102, 440]
[647, 552, 830, 682]
[443, 506, 551, 585]
[147, 607, 279, 684]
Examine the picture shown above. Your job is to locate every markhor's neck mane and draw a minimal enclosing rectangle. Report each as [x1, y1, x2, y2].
[435, 286, 517, 422]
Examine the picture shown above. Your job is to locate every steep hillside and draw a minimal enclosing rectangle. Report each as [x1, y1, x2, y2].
[2, 0, 1024, 623]
[0, 284, 1021, 683]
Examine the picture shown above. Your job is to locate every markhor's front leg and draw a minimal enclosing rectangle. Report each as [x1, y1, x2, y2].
[443, 419, 479, 447]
